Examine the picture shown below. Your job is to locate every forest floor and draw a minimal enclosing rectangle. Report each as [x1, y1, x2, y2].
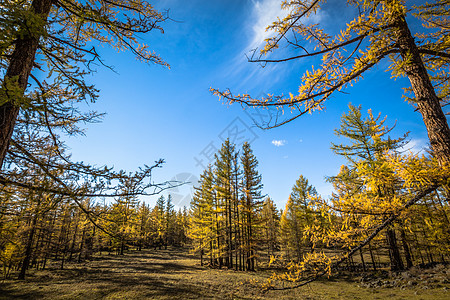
[1, 248, 449, 299]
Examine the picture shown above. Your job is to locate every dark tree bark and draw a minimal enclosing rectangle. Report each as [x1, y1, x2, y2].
[395, 15, 450, 166]
[77, 227, 86, 263]
[400, 228, 413, 268]
[359, 248, 366, 272]
[0, 0, 53, 168]
[386, 228, 404, 271]
[68, 216, 79, 261]
[18, 196, 42, 280]
[368, 241, 377, 271]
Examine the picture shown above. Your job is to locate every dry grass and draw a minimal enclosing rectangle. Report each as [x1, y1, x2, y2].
[0, 248, 448, 299]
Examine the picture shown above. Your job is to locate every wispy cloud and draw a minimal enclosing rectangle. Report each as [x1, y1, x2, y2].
[248, 0, 289, 50]
[248, 0, 325, 51]
[217, 0, 288, 90]
[400, 139, 427, 155]
[218, 0, 325, 91]
[272, 139, 286, 147]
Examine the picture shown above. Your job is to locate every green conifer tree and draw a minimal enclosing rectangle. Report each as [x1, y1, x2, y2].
[240, 141, 264, 271]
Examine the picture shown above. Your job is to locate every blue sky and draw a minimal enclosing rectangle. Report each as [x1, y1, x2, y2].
[66, 0, 435, 210]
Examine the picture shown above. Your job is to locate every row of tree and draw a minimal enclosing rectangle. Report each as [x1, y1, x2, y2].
[189, 140, 264, 271]
[2, 104, 448, 280]
[0, 0, 180, 281]
[190, 105, 450, 281]
[0, 190, 188, 279]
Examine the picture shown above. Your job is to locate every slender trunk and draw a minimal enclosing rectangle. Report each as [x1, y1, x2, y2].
[60, 228, 70, 270]
[412, 230, 425, 264]
[120, 238, 125, 255]
[210, 240, 213, 266]
[90, 225, 96, 256]
[236, 200, 241, 271]
[139, 213, 144, 251]
[348, 255, 354, 271]
[234, 155, 241, 271]
[420, 225, 434, 263]
[386, 228, 404, 271]
[400, 228, 413, 268]
[228, 196, 233, 269]
[234, 200, 238, 271]
[266, 218, 270, 259]
[200, 247, 203, 266]
[215, 200, 222, 268]
[0, 0, 53, 168]
[68, 217, 79, 261]
[77, 227, 86, 263]
[246, 204, 254, 271]
[43, 209, 58, 270]
[33, 226, 44, 270]
[249, 210, 254, 271]
[359, 248, 366, 272]
[18, 197, 41, 280]
[395, 14, 450, 166]
[368, 241, 377, 271]
[224, 196, 229, 268]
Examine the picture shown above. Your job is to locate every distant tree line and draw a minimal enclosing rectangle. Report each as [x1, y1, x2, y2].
[0, 190, 189, 280]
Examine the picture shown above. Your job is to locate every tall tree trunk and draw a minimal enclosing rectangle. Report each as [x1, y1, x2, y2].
[68, 216, 79, 261]
[386, 228, 404, 271]
[90, 225, 96, 256]
[400, 228, 413, 268]
[412, 230, 425, 264]
[18, 196, 41, 280]
[395, 15, 450, 166]
[120, 238, 125, 255]
[42, 209, 58, 270]
[228, 196, 233, 269]
[224, 197, 229, 268]
[33, 226, 45, 270]
[210, 240, 213, 266]
[77, 226, 86, 263]
[368, 241, 377, 271]
[0, 0, 53, 168]
[234, 200, 238, 271]
[359, 248, 366, 272]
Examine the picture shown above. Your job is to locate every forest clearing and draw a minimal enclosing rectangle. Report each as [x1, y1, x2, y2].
[1, 247, 449, 300]
[1, 0, 450, 299]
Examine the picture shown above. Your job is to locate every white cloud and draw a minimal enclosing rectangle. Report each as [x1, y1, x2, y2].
[272, 139, 286, 147]
[399, 139, 427, 155]
[218, 0, 326, 90]
[248, 0, 325, 50]
[249, 0, 289, 50]
[217, 0, 289, 89]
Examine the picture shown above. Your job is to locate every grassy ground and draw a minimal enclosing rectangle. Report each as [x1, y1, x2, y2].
[0, 248, 448, 299]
